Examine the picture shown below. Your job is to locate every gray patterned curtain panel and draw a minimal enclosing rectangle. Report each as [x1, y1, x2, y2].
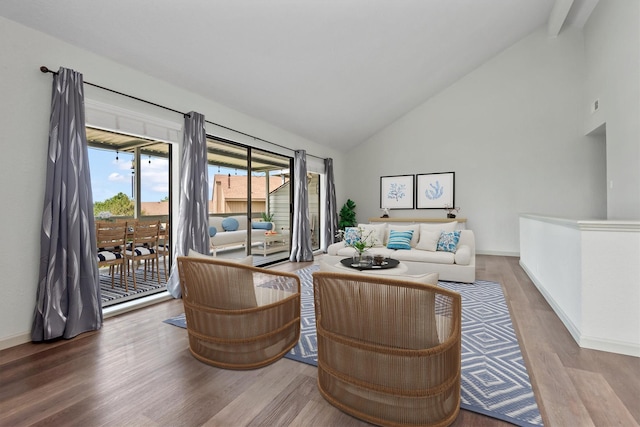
[32, 67, 102, 341]
[166, 112, 209, 298]
[289, 150, 314, 262]
[323, 158, 338, 251]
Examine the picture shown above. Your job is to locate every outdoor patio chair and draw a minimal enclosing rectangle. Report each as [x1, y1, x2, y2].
[177, 253, 301, 370]
[312, 271, 462, 427]
[125, 219, 161, 290]
[95, 221, 128, 291]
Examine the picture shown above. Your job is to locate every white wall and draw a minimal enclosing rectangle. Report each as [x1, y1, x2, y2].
[344, 26, 610, 255]
[0, 16, 343, 348]
[520, 214, 640, 357]
[583, 0, 640, 220]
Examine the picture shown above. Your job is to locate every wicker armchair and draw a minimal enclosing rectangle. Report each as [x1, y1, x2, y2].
[313, 271, 462, 427]
[176, 255, 301, 370]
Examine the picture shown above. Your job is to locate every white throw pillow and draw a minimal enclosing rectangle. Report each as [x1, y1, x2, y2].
[416, 230, 440, 252]
[357, 223, 387, 247]
[187, 249, 253, 266]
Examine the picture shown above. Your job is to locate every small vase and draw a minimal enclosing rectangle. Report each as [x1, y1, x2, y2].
[353, 250, 372, 267]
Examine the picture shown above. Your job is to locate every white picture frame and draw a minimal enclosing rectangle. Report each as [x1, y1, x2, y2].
[416, 172, 455, 209]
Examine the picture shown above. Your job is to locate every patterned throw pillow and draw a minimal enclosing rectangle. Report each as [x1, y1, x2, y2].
[344, 227, 361, 246]
[387, 230, 414, 250]
[437, 230, 461, 252]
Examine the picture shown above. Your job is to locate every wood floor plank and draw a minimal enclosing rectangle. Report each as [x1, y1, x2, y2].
[567, 367, 639, 427]
[1, 255, 638, 426]
[205, 360, 305, 426]
[525, 342, 596, 427]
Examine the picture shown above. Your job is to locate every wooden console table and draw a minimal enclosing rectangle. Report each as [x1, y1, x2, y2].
[368, 217, 466, 229]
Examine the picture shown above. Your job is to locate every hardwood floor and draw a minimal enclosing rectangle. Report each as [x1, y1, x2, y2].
[1, 255, 638, 426]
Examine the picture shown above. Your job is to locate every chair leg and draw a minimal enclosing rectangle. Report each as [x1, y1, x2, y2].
[121, 262, 128, 292]
[131, 259, 137, 290]
[162, 251, 168, 283]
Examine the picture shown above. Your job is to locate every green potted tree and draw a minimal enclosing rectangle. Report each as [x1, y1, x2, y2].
[338, 199, 357, 230]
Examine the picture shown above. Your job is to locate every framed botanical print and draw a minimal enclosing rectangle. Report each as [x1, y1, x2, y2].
[380, 175, 414, 209]
[416, 172, 455, 209]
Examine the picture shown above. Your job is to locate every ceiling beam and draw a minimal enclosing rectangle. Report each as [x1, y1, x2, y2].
[548, 0, 575, 38]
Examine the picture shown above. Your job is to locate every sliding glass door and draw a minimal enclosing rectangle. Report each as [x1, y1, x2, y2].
[86, 127, 173, 307]
[207, 137, 292, 266]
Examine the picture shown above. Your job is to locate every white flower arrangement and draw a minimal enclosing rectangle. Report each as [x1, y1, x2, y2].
[338, 226, 376, 254]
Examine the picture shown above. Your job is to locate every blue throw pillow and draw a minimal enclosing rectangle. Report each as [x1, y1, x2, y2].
[387, 230, 413, 250]
[221, 217, 239, 232]
[343, 227, 360, 246]
[252, 221, 273, 230]
[209, 226, 217, 237]
[437, 230, 461, 252]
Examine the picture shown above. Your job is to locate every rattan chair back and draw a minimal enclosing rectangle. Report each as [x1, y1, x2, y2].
[177, 256, 301, 370]
[313, 271, 462, 427]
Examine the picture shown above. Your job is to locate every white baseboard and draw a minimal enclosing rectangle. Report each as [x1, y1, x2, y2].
[520, 260, 582, 342]
[580, 335, 640, 358]
[0, 332, 31, 351]
[0, 293, 173, 351]
[476, 250, 520, 257]
[520, 260, 639, 358]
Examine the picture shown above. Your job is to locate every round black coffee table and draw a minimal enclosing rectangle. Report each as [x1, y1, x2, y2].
[340, 257, 400, 271]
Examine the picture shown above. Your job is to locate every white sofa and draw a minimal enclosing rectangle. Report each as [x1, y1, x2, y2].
[209, 215, 274, 255]
[326, 222, 475, 283]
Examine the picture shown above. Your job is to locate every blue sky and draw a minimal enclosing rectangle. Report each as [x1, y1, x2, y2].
[88, 147, 248, 203]
[88, 148, 169, 203]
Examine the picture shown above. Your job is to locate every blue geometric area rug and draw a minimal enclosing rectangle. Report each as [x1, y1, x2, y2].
[164, 264, 543, 427]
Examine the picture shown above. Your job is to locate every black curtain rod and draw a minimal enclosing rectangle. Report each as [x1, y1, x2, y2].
[40, 66, 325, 160]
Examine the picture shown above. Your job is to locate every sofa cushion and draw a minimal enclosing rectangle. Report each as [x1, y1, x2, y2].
[331, 245, 395, 258]
[416, 229, 440, 252]
[392, 249, 455, 264]
[386, 224, 420, 247]
[209, 226, 217, 237]
[419, 222, 457, 234]
[386, 230, 413, 250]
[437, 230, 461, 253]
[221, 217, 239, 231]
[454, 244, 471, 265]
[188, 248, 253, 266]
[211, 230, 245, 246]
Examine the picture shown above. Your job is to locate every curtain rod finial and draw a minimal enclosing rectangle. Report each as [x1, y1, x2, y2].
[40, 66, 50, 73]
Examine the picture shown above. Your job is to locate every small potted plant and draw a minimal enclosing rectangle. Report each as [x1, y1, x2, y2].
[444, 204, 460, 218]
[261, 212, 276, 234]
[338, 199, 357, 230]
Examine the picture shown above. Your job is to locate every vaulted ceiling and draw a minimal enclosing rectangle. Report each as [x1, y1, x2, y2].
[0, 0, 597, 151]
